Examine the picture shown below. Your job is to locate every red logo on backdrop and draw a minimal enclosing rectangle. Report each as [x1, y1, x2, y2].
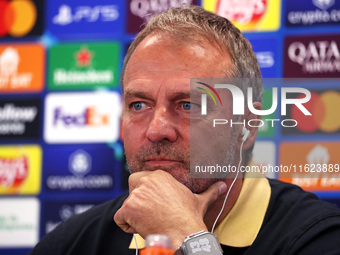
[75, 47, 93, 67]
[217, 0, 267, 25]
[126, 0, 199, 34]
[282, 89, 340, 134]
[284, 34, 340, 78]
[0, 156, 28, 188]
[0, 0, 44, 38]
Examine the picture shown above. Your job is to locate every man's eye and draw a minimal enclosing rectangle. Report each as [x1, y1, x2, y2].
[182, 102, 192, 111]
[181, 102, 200, 112]
[132, 102, 145, 111]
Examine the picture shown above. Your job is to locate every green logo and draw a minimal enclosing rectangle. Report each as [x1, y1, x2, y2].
[48, 42, 120, 90]
[258, 89, 275, 137]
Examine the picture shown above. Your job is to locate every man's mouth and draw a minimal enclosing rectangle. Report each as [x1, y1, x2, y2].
[144, 158, 183, 167]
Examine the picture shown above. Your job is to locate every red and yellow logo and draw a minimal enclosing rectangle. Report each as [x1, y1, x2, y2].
[202, 0, 281, 32]
[0, 0, 38, 37]
[279, 142, 340, 191]
[0, 145, 42, 194]
[291, 90, 340, 133]
[0, 44, 44, 93]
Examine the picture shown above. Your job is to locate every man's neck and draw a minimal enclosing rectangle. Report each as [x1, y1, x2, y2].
[204, 177, 244, 231]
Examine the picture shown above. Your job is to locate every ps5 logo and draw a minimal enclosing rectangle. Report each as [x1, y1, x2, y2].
[53, 4, 119, 25]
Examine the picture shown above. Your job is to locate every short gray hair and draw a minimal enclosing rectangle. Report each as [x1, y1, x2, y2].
[121, 5, 263, 164]
[121, 6, 262, 98]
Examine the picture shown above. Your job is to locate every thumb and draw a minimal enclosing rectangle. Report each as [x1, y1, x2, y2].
[196, 181, 227, 214]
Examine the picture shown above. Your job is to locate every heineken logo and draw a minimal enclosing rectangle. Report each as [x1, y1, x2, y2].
[48, 42, 120, 90]
[75, 47, 93, 67]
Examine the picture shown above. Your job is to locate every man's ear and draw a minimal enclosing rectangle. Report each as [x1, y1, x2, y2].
[237, 102, 262, 151]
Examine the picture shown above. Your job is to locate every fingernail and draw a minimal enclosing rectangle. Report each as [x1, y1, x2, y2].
[218, 182, 227, 195]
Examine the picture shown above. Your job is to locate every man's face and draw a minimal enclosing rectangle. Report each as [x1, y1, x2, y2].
[122, 33, 236, 193]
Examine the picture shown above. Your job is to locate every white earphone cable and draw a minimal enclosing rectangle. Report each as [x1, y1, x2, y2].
[211, 138, 245, 233]
[133, 233, 138, 255]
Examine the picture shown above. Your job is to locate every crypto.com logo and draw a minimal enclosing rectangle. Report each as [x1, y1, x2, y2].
[196, 82, 312, 128]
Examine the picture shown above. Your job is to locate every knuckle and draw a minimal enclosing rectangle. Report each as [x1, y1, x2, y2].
[120, 198, 134, 215]
[154, 169, 169, 180]
[139, 175, 149, 184]
[154, 169, 164, 175]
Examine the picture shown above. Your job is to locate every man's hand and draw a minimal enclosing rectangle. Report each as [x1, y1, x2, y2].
[114, 170, 227, 250]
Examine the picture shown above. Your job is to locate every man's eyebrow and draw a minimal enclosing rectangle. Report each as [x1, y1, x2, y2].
[170, 91, 203, 101]
[124, 91, 202, 101]
[124, 91, 152, 100]
[171, 92, 191, 100]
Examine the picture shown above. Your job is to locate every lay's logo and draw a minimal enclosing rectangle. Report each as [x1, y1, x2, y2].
[0, 145, 42, 194]
[0, 156, 28, 189]
[203, 0, 281, 32]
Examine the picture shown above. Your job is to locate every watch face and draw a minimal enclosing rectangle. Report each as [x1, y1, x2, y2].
[184, 233, 222, 255]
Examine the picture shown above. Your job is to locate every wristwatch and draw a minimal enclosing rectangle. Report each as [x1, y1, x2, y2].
[175, 231, 223, 255]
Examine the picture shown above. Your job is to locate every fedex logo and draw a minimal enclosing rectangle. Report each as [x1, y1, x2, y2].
[53, 107, 109, 127]
[44, 92, 121, 143]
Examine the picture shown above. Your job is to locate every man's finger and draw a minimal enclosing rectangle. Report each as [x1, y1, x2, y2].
[113, 208, 137, 234]
[128, 171, 153, 194]
[196, 181, 227, 214]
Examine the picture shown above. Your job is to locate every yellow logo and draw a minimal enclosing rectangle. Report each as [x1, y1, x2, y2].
[202, 0, 281, 32]
[0, 0, 38, 37]
[0, 145, 41, 194]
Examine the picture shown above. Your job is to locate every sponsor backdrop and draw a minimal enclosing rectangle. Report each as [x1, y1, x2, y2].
[0, 0, 339, 254]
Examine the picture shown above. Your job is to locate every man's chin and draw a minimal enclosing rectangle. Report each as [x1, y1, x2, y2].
[128, 164, 217, 193]
[165, 168, 217, 194]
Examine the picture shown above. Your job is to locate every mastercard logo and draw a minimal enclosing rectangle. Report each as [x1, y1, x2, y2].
[291, 90, 340, 133]
[0, 0, 37, 37]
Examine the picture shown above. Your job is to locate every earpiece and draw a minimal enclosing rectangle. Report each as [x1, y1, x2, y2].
[211, 126, 250, 234]
[241, 127, 250, 142]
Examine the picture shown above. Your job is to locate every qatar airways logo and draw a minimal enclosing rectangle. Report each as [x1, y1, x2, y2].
[288, 40, 340, 73]
[284, 35, 340, 78]
[196, 82, 311, 128]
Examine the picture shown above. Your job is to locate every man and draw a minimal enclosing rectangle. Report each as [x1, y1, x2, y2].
[30, 6, 340, 255]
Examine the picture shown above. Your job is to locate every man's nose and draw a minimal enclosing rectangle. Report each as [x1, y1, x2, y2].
[146, 106, 178, 143]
